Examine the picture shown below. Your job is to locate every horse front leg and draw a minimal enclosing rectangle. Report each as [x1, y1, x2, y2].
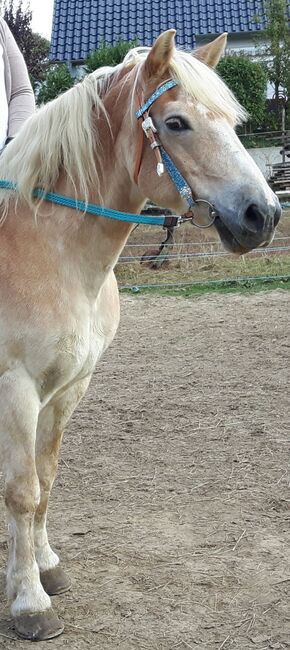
[34, 406, 69, 597]
[34, 376, 92, 597]
[0, 368, 63, 641]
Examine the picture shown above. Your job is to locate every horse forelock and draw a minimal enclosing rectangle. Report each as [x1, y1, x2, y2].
[126, 46, 247, 126]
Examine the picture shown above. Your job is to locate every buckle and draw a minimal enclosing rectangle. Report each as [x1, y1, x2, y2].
[142, 116, 157, 136]
[163, 215, 182, 228]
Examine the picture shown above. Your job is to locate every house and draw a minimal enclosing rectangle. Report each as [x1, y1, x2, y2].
[49, 0, 266, 65]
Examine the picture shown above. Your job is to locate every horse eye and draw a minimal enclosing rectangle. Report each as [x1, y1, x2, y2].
[165, 116, 190, 131]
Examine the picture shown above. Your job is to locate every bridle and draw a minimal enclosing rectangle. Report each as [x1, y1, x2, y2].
[134, 78, 218, 230]
[0, 79, 219, 231]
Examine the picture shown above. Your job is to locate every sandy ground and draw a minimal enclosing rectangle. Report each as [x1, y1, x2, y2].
[0, 290, 290, 650]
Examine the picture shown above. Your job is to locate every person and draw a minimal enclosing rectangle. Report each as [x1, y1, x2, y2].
[0, 17, 35, 151]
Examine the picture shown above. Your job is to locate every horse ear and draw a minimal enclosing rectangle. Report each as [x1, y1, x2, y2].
[144, 29, 176, 78]
[194, 33, 227, 68]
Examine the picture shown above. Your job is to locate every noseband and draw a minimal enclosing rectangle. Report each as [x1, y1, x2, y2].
[0, 79, 218, 230]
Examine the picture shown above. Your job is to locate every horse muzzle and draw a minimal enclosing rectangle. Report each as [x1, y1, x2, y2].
[213, 197, 281, 254]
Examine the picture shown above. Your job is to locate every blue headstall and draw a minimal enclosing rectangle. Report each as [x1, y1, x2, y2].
[0, 79, 217, 229]
[135, 79, 195, 210]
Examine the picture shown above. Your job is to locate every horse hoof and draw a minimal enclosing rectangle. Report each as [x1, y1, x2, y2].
[40, 566, 71, 595]
[14, 608, 64, 641]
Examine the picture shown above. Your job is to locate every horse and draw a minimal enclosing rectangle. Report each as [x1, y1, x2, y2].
[0, 30, 281, 641]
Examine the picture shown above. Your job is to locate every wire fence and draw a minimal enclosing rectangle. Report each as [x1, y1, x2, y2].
[119, 275, 290, 291]
[117, 204, 290, 291]
[118, 245, 290, 264]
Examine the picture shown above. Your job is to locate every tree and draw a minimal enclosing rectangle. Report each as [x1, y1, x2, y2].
[3, 0, 50, 86]
[217, 55, 267, 130]
[37, 64, 74, 105]
[85, 40, 138, 73]
[257, 0, 290, 105]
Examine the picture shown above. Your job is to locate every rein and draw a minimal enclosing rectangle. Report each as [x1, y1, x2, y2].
[0, 79, 218, 230]
[0, 180, 182, 228]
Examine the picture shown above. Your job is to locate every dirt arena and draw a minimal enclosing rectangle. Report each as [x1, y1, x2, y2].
[0, 290, 290, 649]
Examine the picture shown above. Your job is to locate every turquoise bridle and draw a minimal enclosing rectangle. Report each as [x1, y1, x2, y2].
[135, 79, 196, 210]
[0, 79, 217, 229]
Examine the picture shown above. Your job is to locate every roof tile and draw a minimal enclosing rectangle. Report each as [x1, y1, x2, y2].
[50, 0, 266, 61]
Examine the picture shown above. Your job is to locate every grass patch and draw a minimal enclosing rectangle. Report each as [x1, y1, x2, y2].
[116, 253, 290, 286]
[119, 275, 290, 297]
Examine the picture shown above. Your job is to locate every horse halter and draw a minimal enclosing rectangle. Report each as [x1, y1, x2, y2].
[135, 79, 218, 230]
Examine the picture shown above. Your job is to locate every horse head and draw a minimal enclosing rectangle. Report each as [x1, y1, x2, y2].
[122, 31, 281, 253]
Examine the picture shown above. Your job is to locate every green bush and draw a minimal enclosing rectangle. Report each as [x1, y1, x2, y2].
[217, 55, 267, 130]
[37, 64, 74, 105]
[85, 40, 138, 72]
[36, 41, 138, 105]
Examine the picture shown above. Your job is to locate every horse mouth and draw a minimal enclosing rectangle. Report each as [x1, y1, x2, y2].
[214, 215, 252, 254]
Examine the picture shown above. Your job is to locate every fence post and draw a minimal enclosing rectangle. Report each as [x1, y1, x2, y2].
[282, 104, 286, 164]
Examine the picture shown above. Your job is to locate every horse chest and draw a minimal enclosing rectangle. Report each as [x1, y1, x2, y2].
[40, 317, 110, 403]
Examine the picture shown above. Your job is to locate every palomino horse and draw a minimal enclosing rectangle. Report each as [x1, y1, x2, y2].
[0, 30, 281, 640]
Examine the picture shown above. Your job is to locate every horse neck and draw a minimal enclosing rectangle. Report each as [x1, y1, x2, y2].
[56, 76, 145, 296]
[48, 157, 144, 299]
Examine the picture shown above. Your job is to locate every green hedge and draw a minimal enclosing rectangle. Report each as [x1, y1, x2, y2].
[37, 64, 74, 105]
[85, 40, 138, 72]
[217, 55, 267, 130]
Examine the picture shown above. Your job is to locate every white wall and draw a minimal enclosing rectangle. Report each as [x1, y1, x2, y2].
[247, 146, 282, 178]
[195, 33, 268, 55]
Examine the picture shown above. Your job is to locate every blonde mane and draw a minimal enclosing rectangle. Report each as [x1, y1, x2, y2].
[0, 69, 112, 209]
[0, 45, 246, 210]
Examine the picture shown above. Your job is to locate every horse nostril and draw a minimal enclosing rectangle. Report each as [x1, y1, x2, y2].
[244, 204, 266, 234]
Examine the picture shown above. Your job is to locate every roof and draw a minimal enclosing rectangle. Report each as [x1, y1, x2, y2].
[50, 0, 266, 62]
